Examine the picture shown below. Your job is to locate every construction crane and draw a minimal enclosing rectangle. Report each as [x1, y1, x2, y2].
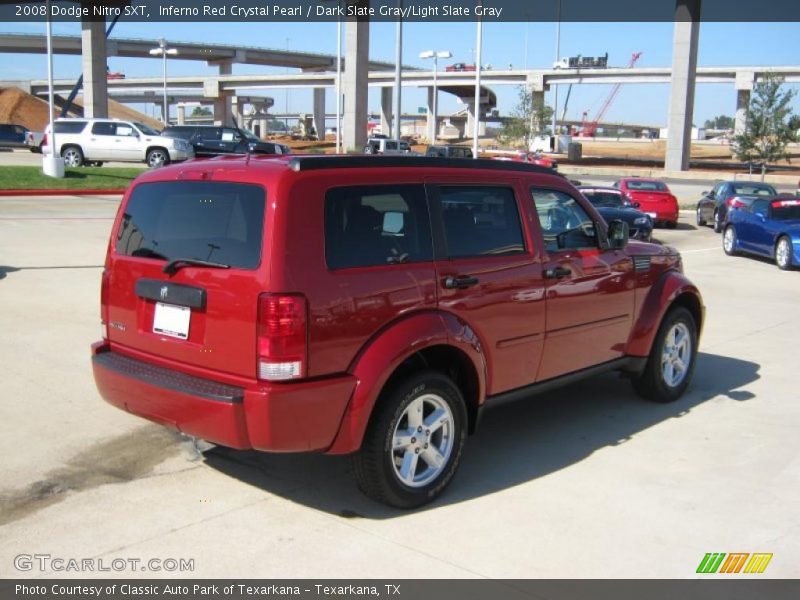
[579, 52, 642, 137]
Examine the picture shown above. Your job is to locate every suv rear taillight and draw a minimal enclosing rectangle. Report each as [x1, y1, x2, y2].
[257, 294, 307, 381]
[100, 268, 110, 340]
[41, 133, 48, 147]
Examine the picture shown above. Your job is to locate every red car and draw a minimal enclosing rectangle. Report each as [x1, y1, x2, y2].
[445, 62, 476, 72]
[614, 178, 679, 228]
[491, 151, 558, 170]
[92, 156, 703, 507]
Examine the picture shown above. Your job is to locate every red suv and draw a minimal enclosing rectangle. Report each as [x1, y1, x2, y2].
[92, 156, 704, 508]
[614, 178, 680, 228]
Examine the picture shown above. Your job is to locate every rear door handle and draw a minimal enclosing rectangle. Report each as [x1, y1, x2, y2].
[443, 275, 479, 289]
[544, 266, 572, 279]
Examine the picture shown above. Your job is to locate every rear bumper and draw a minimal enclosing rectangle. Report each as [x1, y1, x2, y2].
[92, 343, 356, 453]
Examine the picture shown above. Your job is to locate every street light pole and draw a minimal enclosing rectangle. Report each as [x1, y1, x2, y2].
[336, 14, 342, 153]
[393, 1, 403, 141]
[149, 39, 178, 124]
[473, 11, 483, 158]
[419, 50, 451, 145]
[552, 0, 562, 138]
[42, 0, 63, 177]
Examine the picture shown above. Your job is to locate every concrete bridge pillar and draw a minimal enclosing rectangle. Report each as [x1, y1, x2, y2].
[735, 71, 755, 135]
[80, 18, 108, 118]
[313, 88, 326, 140]
[665, 0, 700, 172]
[380, 87, 393, 136]
[176, 104, 186, 125]
[212, 61, 234, 126]
[343, 2, 369, 152]
[426, 87, 436, 141]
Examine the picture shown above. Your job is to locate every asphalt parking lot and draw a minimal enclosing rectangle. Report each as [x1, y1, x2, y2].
[0, 193, 798, 579]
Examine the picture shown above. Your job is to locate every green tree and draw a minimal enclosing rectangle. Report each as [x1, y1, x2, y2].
[732, 74, 797, 179]
[499, 86, 554, 149]
[704, 115, 734, 130]
[190, 106, 212, 117]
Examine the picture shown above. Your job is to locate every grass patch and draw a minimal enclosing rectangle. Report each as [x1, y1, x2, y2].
[0, 166, 145, 190]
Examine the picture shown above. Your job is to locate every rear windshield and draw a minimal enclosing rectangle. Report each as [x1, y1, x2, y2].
[54, 121, 87, 134]
[733, 183, 776, 196]
[772, 200, 800, 220]
[626, 180, 668, 192]
[583, 191, 625, 207]
[116, 181, 266, 270]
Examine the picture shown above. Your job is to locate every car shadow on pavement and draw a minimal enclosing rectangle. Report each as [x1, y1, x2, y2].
[0, 266, 20, 280]
[203, 351, 759, 518]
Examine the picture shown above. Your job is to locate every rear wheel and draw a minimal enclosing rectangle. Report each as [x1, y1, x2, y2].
[713, 209, 723, 233]
[776, 236, 793, 270]
[723, 225, 738, 256]
[353, 371, 467, 508]
[696, 207, 706, 226]
[61, 145, 83, 168]
[632, 307, 698, 403]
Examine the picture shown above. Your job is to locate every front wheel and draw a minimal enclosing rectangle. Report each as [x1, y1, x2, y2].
[632, 307, 698, 403]
[776, 236, 794, 271]
[353, 371, 468, 508]
[146, 148, 170, 168]
[723, 225, 738, 256]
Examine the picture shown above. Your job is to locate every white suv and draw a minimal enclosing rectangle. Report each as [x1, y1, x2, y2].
[42, 118, 194, 168]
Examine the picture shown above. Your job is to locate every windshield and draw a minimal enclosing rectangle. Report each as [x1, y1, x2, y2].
[134, 122, 161, 136]
[583, 191, 625, 208]
[626, 180, 669, 192]
[239, 128, 260, 141]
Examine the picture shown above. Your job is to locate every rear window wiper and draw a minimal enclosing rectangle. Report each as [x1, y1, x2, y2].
[163, 258, 230, 276]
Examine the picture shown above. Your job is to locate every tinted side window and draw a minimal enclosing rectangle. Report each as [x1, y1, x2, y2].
[116, 182, 266, 270]
[54, 121, 87, 134]
[532, 189, 596, 252]
[439, 186, 525, 258]
[91, 122, 116, 136]
[325, 185, 433, 270]
[197, 127, 222, 141]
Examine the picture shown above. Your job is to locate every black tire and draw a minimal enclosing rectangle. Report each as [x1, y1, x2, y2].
[713, 209, 722, 233]
[723, 225, 738, 256]
[632, 306, 698, 403]
[61, 145, 83, 168]
[696, 207, 706, 226]
[352, 370, 468, 508]
[364, 145, 375, 154]
[775, 236, 794, 271]
[146, 148, 170, 168]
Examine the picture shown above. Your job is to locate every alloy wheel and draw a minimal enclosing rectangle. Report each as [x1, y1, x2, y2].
[661, 322, 692, 388]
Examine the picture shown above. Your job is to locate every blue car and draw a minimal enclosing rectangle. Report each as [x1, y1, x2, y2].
[723, 196, 800, 270]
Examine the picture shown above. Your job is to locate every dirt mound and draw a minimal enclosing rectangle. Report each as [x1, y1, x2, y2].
[0, 85, 165, 132]
[0, 87, 51, 131]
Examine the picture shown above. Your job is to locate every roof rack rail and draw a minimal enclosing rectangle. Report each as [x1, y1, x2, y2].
[286, 155, 563, 175]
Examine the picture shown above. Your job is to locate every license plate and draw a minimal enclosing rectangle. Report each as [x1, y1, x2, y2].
[153, 302, 190, 340]
[647, 212, 657, 219]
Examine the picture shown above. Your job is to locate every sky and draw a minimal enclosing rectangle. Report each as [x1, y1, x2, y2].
[1, 19, 799, 127]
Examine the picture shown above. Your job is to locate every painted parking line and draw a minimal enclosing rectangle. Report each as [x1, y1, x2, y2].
[680, 247, 721, 254]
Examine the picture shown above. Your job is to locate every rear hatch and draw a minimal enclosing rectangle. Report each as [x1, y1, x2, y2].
[105, 180, 268, 380]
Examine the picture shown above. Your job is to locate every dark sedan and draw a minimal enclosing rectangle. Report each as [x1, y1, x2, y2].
[578, 186, 654, 241]
[161, 125, 290, 158]
[696, 180, 776, 233]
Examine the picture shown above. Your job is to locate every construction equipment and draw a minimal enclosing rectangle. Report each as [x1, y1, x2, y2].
[578, 52, 642, 137]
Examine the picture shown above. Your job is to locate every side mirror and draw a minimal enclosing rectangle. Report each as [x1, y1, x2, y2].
[608, 220, 629, 249]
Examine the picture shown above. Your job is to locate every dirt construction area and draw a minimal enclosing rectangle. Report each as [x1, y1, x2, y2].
[0, 193, 798, 578]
